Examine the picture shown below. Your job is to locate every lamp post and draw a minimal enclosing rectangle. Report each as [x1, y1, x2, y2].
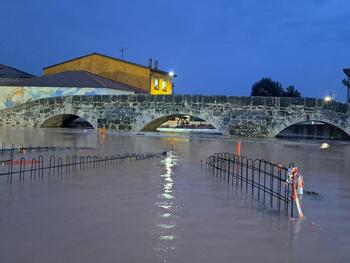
[168, 71, 177, 94]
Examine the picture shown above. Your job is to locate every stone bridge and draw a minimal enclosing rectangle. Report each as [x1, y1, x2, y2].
[0, 95, 349, 137]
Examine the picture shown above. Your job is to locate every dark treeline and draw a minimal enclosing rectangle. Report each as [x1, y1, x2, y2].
[251, 78, 301, 97]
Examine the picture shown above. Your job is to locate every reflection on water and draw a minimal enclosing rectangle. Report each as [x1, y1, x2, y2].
[320, 142, 330, 149]
[154, 151, 178, 262]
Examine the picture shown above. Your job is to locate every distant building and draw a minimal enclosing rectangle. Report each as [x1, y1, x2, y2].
[0, 64, 34, 85]
[43, 53, 174, 95]
[0, 71, 145, 110]
[343, 68, 350, 103]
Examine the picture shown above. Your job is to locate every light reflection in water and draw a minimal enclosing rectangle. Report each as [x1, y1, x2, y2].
[160, 213, 171, 218]
[154, 151, 178, 261]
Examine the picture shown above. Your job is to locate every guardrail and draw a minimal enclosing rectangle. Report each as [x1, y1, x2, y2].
[206, 152, 295, 217]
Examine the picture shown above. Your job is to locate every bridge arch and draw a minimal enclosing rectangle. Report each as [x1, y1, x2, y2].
[41, 114, 95, 129]
[140, 114, 218, 132]
[274, 118, 350, 140]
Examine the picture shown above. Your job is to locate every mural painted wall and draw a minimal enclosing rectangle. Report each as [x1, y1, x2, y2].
[0, 86, 134, 110]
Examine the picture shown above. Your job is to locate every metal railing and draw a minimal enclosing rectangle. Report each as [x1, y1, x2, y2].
[0, 141, 95, 156]
[206, 152, 295, 217]
[1, 152, 167, 183]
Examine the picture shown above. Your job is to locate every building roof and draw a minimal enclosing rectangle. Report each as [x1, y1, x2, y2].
[343, 68, 350, 78]
[43, 52, 170, 75]
[0, 64, 35, 78]
[3, 70, 146, 93]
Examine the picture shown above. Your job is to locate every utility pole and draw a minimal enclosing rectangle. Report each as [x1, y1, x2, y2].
[119, 48, 128, 59]
[342, 69, 350, 103]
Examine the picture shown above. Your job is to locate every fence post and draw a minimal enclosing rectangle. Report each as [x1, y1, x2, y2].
[1, 142, 5, 155]
[19, 157, 26, 181]
[227, 155, 231, 182]
[270, 165, 274, 209]
[7, 154, 13, 183]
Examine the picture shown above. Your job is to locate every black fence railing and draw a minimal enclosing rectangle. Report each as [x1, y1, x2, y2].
[1, 152, 167, 183]
[0, 141, 95, 156]
[206, 152, 295, 217]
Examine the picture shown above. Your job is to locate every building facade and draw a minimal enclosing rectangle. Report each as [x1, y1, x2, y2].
[43, 53, 174, 95]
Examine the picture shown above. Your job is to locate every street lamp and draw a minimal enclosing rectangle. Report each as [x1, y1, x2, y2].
[324, 92, 335, 102]
[169, 71, 176, 77]
[324, 96, 332, 102]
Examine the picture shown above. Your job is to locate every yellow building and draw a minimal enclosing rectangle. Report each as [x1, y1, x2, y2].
[43, 53, 174, 95]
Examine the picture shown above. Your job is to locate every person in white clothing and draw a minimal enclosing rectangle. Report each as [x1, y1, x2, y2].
[296, 173, 304, 205]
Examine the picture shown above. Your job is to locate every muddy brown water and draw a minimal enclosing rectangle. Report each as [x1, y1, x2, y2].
[0, 127, 349, 263]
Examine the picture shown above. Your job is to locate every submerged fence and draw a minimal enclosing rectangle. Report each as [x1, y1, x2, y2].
[1, 152, 166, 183]
[0, 141, 95, 156]
[206, 152, 295, 217]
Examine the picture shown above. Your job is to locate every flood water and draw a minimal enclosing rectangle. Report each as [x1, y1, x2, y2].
[0, 127, 349, 263]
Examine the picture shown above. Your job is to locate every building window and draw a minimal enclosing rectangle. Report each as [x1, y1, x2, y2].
[154, 78, 159, 90]
[162, 80, 167, 91]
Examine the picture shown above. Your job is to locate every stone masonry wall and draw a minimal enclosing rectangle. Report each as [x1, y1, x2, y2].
[0, 95, 349, 138]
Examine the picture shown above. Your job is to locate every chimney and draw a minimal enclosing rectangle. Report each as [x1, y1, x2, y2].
[154, 60, 158, 70]
[148, 58, 153, 68]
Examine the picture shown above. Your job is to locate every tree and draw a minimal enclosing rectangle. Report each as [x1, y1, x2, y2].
[251, 78, 284, 97]
[284, 85, 301, 97]
[250, 78, 302, 97]
[342, 78, 350, 89]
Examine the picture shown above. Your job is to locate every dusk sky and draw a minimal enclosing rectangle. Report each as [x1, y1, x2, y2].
[2, 0, 350, 101]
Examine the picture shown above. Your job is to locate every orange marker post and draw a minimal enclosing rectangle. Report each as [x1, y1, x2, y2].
[237, 141, 241, 156]
[235, 141, 241, 175]
[98, 127, 107, 135]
